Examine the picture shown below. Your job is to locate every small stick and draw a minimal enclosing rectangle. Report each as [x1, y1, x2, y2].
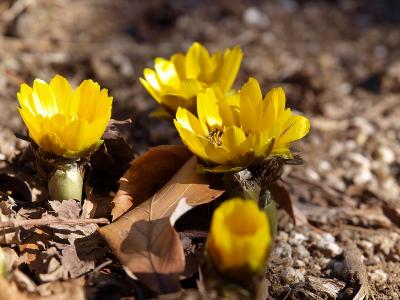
[0, 218, 109, 229]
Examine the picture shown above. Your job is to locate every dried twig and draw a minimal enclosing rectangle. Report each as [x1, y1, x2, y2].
[0, 217, 109, 229]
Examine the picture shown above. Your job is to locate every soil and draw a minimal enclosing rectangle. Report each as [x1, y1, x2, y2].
[0, 0, 399, 299]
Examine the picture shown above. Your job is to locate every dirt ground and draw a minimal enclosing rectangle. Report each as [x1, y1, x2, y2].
[0, 0, 400, 299]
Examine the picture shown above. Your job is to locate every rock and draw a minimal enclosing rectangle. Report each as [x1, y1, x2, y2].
[316, 233, 342, 257]
[280, 267, 305, 284]
[348, 152, 371, 169]
[243, 7, 270, 28]
[353, 167, 373, 185]
[318, 160, 332, 172]
[291, 233, 308, 245]
[369, 269, 387, 285]
[294, 244, 310, 258]
[274, 242, 292, 259]
[305, 168, 320, 181]
[375, 145, 396, 164]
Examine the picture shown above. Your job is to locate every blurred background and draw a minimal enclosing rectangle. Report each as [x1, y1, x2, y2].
[0, 0, 399, 297]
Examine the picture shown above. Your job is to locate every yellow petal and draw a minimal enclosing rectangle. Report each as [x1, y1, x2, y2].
[154, 57, 181, 89]
[197, 88, 223, 133]
[262, 87, 286, 130]
[175, 107, 204, 136]
[171, 53, 186, 79]
[174, 120, 209, 161]
[32, 79, 57, 116]
[185, 42, 212, 79]
[218, 46, 243, 92]
[275, 115, 310, 145]
[221, 126, 246, 156]
[239, 79, 263, 133]
[143, 68, 163, 92]
[49, 75, 73, 115]
[139, 77, 162, 104]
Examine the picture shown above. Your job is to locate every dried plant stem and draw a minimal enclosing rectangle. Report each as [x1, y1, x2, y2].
[0, 218, 109, 229]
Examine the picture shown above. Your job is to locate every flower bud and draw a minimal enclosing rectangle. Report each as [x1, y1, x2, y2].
[206, 198, 271, 280]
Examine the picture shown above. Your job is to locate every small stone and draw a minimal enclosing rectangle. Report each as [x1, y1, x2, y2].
[318, 160, 332, 172]
[369, 269, 387, 285]
[375, 145, 396, 164]
[293, 259, 306, 268]
[275, 243, 292, 259]
[243, 7, 270, 28]
[353, 167, 373, 185]
[316, 233, 342, 257]
[345, 140, 357, 151]
[277, 231, 289, 242]
[280, 267, 305, 284]
[291, 233, 308, 245]
[348, 152, 371, 169]
[365, 256, 380, 266]
[305, 168, 320, 181]
[329, 142, 345, 156]
[294, 244, 310, 258]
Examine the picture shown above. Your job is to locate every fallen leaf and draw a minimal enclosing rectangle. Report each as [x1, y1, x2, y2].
[0, 173, 32, 203]
[269, 182, 309, 226]
[89, 119, 135, 193]
[0, 277, 30, 300]
[99, 156, 223, 294]
[111, 144, 192, 220]
[0, 197, 21, 244]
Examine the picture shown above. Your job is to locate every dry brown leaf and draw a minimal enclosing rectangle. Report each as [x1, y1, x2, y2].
[0, 276, 86, 300]
[0, 197, 21, 244]
[99, 156, 223, 294]
[269, 182, 309, 226]
[0, 277, 30, 300]
[111, 145, 192, 220]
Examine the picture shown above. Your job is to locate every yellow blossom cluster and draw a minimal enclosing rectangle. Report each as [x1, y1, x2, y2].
[141, 42, 310, 171]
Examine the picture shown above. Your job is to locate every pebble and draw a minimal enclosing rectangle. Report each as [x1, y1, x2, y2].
[318, 160, 332, 172]
[316, 233, 342, 256]
[358, 240, 374, 254]
[365, 256, 380, 266]
[305, 168, 320, 181]
[293, 259, 306, 268]
[243, 7, 270, 28]
[348, 152, 371, 169]
[369, 269, 387, 285]
[291, 233, 308, 245]
[294, 244, 310, 258]
[345, 140, 357, 151]
[375, 145, 396, 164]
[275, 243, 292, 259]
[280, 267, 305, 284]
[329, 142, 345, 156]
[353, 167, 373, 185]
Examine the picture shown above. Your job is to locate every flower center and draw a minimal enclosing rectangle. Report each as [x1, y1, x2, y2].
[208, 129, 223, 146]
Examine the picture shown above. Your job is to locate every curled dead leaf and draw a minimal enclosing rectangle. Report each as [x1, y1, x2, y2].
[99, 156, 223, 294]
[269, 182, 309, 227]
[111, 145, 192, 220]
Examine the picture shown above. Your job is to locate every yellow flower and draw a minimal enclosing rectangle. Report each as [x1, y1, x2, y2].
[17, 75, 112, 158]
[174, 77, 310, 172]
[206, 198, 271, 279]
[140, 42, 242, 116]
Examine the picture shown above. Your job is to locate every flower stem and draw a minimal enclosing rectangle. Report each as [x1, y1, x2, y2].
[48, 162, 83, 201]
